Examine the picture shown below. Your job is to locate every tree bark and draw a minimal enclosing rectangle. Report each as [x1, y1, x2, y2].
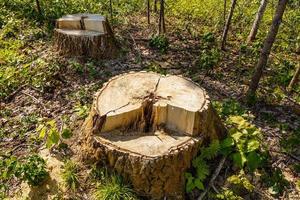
[221, 0, 237, 50]
[147, 0, 150, 24]
[109, 0, 113, 20]
[223, 0, 227, 25]
[288, 64, 300, 91]
[154, 0, 158, 12]
[35, 0, 42, 17]
[158, 0, 166, 34]
[247, 0, 288, 97]
[247, 0, 268, 43]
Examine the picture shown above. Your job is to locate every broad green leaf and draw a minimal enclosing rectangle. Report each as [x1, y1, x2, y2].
[247, 139, 260, 152]
[186, 176, 195, 193]
[232, 152, 247, 168]
[46, 136, 54, 148]
[194, 179, 204, 190]
[231, 131, 243, 142]
[247, 151, 261, 172]
[46, 119, 56, 127]
[39, 126, 47, 139]
[221, 137, 235, 148]
[49, 129, 60, 144]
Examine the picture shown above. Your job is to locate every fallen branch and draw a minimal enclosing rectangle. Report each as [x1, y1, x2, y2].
[197, 156, 226, 200]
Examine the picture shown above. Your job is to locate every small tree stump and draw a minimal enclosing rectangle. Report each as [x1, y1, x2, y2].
[54, 14, 118, 59]
[82, 72, 225, 199]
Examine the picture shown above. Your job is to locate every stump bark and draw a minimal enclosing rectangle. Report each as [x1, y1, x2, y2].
[82, 72, 226, 199]
[54, 14, 118, 59]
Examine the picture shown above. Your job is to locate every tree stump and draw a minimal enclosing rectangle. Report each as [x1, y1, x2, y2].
[54, 14, 118, 59]
[82, 72, 226, 199]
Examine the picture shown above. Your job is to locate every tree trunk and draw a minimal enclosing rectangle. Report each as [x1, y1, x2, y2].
[221, 0, 237, 50]
[109, 0, 113, 20]
[35, 0, 42, 17]
[147, 0, 150, 24]
[158, 0, 166, 34]
[247, 0, 268, 43]
[54, 14, 118, 59]
[223, 0, 227, 25]
[247, 0, 288, 97]
[288, 64, 300, 91]
[81, 72, 226, 199]
[154, 0, 158, 12]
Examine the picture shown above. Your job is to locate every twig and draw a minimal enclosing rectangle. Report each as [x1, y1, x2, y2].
[270, 149, 300, 162]
[197, 156, 226, 200]
[21, 91, 54, 117]
[4, 84, 28, 102]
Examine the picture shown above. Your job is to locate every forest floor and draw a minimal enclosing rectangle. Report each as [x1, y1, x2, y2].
[1, 14, 300, 200]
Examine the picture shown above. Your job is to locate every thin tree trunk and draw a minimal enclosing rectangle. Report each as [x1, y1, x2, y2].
[288, 64, 300, 91]
[158, 0, 166, 34]
[109, 0, 113, 20]
[247, 0, 268, 43]
[154, 0, 158, 12]
[35, 0, 42, 17]
[147, 0, 150, 24]
[247, 0, 288, 97]
[223, 0, 227, 25]
[221, 0, 237, 50]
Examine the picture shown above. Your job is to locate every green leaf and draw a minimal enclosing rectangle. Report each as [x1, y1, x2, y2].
[194, 179, 204, 190]
[46, 136, 54, 148]
[246, 139, 260, 152]
[221, 137, 235, 148]
[186, 176, 195, 193]
[196, 159, 209, 180]
[49, 129, 60, 144]
[39, 126, 47, 139]
[232, 152, 247, 168]
[231, 131, 243, 142]
[46, 119, 56, 127]
[247, 151, 261, 172]
[61, 128, 72, 139]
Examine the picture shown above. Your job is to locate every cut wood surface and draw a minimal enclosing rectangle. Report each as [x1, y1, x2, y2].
[54, 13, 117, 59]
[82, 72, 226, 199]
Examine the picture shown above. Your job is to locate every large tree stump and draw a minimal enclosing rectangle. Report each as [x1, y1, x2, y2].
[82, 72, 225, 199]
[54, 14, 118, 59]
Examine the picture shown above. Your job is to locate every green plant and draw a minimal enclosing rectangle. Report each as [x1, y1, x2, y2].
[149, 35, 169, 53]
[227, 171, 255, 192]
[61, 160, 79, 191]
[225, 116, 265, 171]
[37, 119, 72, 148]
[196, 48, 220, 70]
[20, 155, 49, 186]
[185, 140, 220, 192]
[94, 175, 137, 200]
[262, 168, 289, 196]
[202, 32, 215, 43]
[74, 104, 89, 119]
[215, 189, 243, 200]
[213, 99, 246, 119]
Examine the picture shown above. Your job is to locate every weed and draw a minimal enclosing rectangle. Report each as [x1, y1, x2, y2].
[20, 154, 49, 186]
[149, 35, 169, 53]
[61, 160, 79, 191]
[196, 48, 220, 70]
[37, 119, 73, 149]
[262, 168, 289, 196]
[94, 175, 137, 200]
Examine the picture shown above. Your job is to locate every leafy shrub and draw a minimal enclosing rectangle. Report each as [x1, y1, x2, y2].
[185, 140, 220, 192]
[149, 35, 169, 53]
[37, 119, 72, 149]
[61, 160, 79, 191]
[262, 168, 289, 196]
[20, 155, 49, 186]
[1, 155, 48, 188]
[202, 32, 215, 43]
[196, 48, 220, 70]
